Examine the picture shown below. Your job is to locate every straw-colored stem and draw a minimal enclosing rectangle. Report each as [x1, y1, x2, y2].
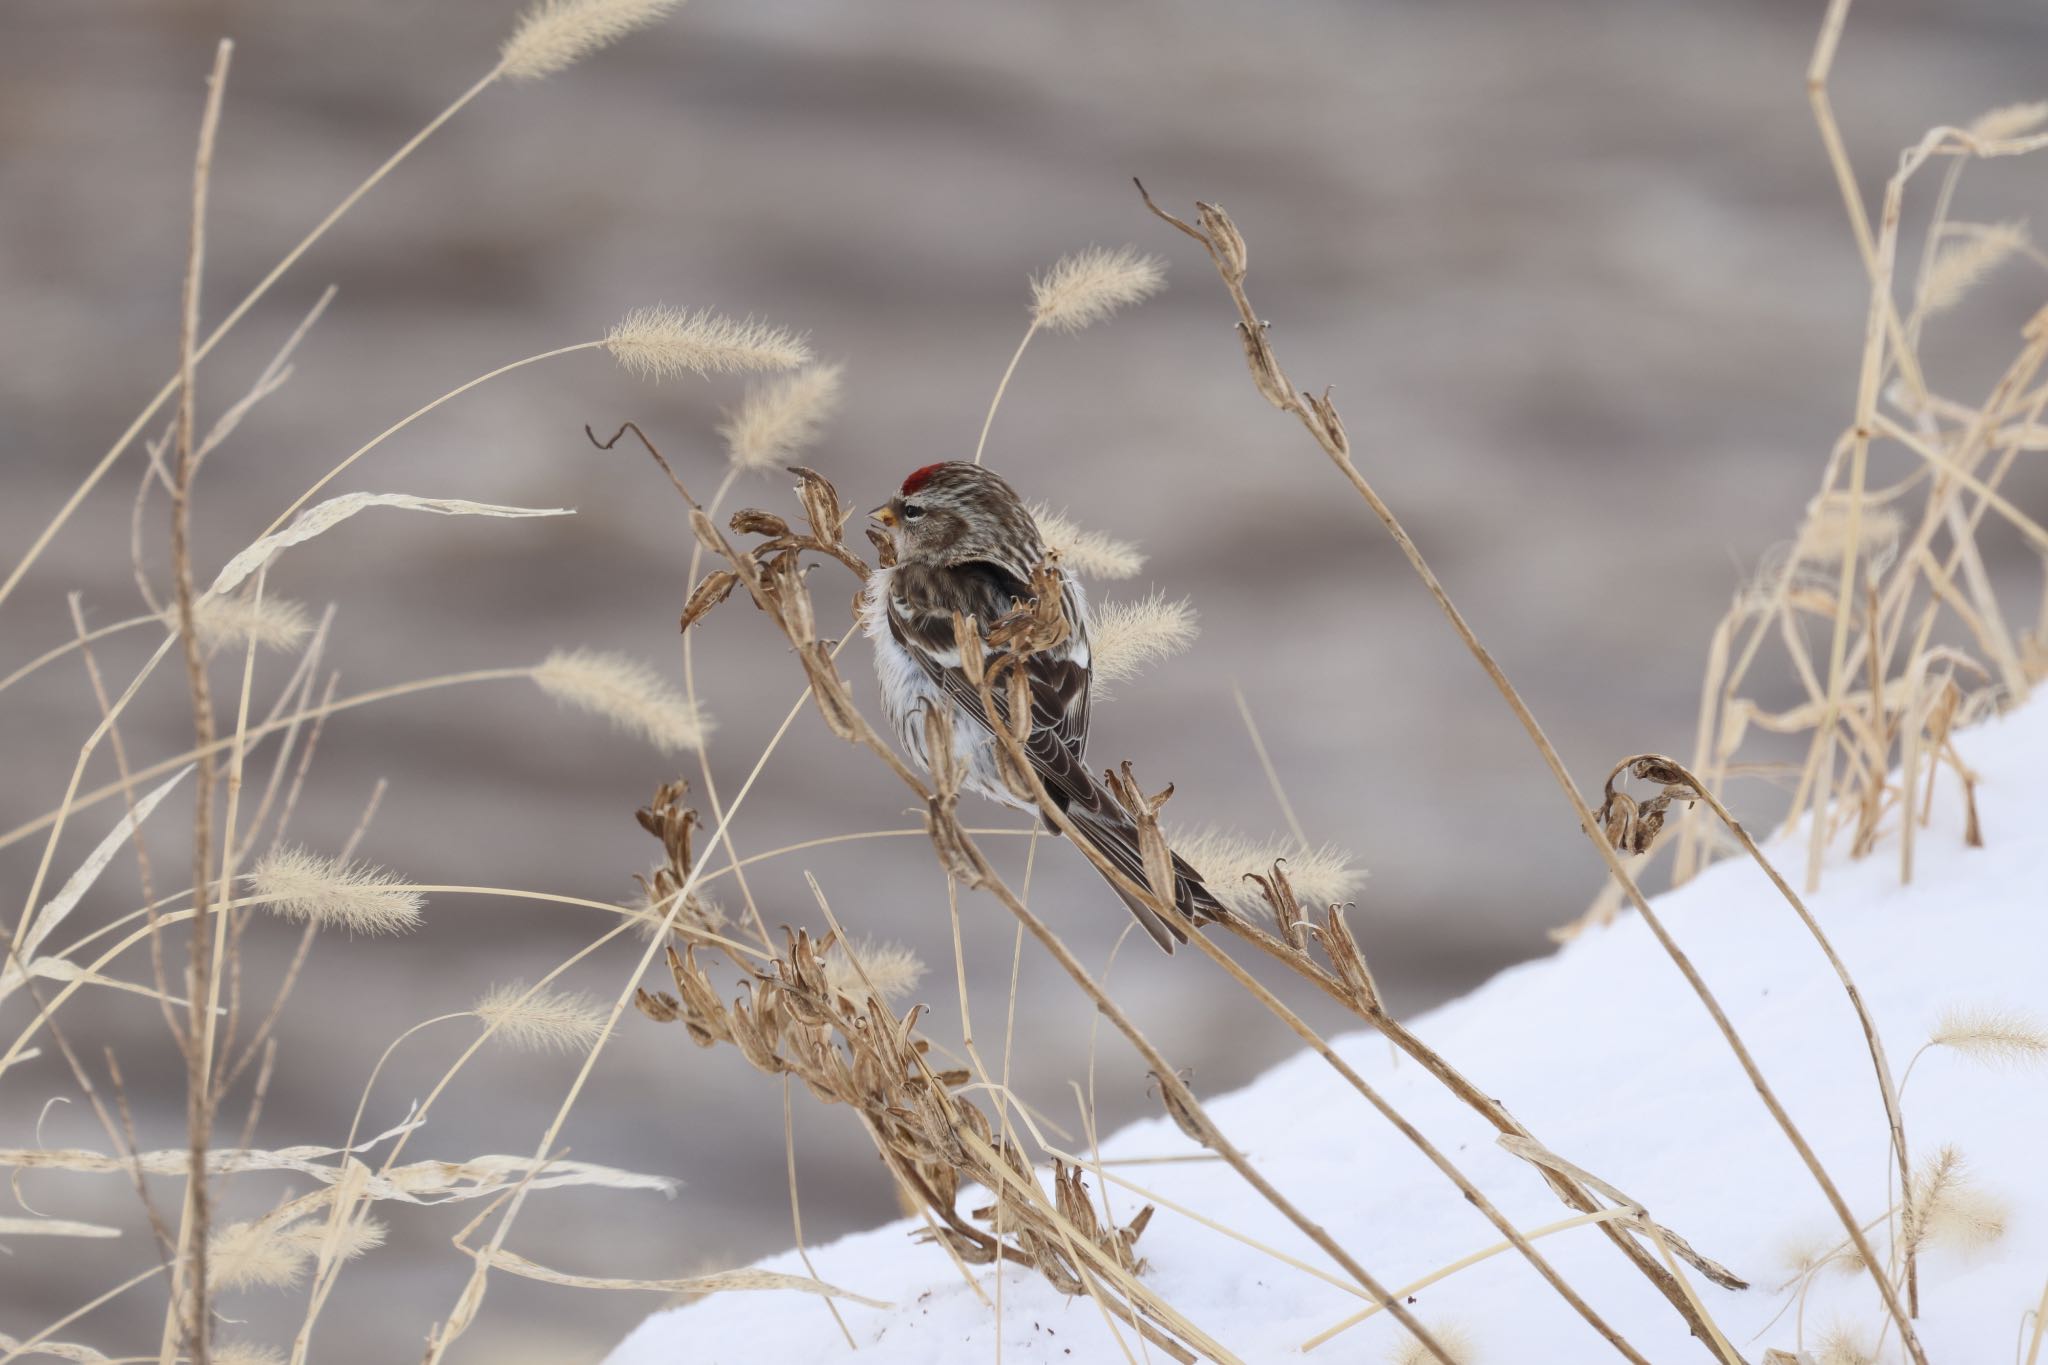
[973, 320, 1040, 465]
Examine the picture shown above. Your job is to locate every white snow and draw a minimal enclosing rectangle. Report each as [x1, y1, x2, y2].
[608, 701, 2048, 1364]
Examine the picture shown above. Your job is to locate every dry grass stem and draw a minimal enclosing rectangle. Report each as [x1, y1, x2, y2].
[533, 648, 711, 753]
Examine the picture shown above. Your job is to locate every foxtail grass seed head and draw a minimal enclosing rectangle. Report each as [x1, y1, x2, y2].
[1170, 829, 1364, 919]
[1967, 100, 2048, 142]
[1028, 505, 1145, 579]
[175, 594, 313, 652]
[211, 1214, 387, 1291]
[719, 362, 844, 471]
[1921, 221, 2030, 315]
[249, 847, 423, 936]
[1029, 245, 1166, 333]
[823, 937, 927, 1006]
[604, 305, 810, 381]
[214, 1344, 286, 1365]
[1815, 1324, 1877, 1365]
[1794, 498, 1904, 568]
[1387, 1322, 1475, 1365]
[474, 981, 609, 1053]
[501, 0, 686, 80]
[1928, 1005, 2048, 1067]
[1091, 593, 1198, 687]
[534, 649, 710, 754]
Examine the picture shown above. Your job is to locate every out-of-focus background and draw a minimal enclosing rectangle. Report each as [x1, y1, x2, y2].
[4, 0, 2046, 1359]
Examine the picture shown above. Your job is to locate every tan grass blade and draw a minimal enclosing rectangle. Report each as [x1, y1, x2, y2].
[209, 494, 572, 599]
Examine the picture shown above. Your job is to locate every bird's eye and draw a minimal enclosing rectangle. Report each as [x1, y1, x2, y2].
[901, 504, 925, 520]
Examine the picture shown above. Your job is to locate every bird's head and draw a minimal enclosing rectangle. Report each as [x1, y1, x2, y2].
[871, 461, 1037, 569]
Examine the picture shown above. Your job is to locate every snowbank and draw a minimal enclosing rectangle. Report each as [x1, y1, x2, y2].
[609, 702, 2048, 1363]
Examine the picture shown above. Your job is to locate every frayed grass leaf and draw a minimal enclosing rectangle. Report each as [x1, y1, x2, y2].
[249, 847, 423, 935]
[501, 0, 686, 80]
[210, 494, 572, 598]
[474, 981, 609, 1053]
[1030, 245, 1166, 333]
[0, 1216, 119, 1238]
[1091, 593, 1198, 688]
[605, 306, 810, 380]
[719, 363, 844, 471]
[1029, 505, 1145, 579]
[533, 649, 710, 753]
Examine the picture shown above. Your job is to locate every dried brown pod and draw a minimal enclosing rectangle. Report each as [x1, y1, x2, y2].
[678, 569, 738, 632]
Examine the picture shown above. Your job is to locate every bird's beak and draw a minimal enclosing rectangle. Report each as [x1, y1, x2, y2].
[870, 504, 898, 530]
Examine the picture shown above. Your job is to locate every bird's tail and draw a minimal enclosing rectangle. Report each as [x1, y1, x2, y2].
[1064, 795, 1226, 954]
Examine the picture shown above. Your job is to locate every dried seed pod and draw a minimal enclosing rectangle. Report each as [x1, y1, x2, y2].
[1195, 200, 1248, 282]
[790, 466, 845, 548]
[729, 508, 791, 539]
[1319, 904, 1384, 1015]
[689, 507, 728, 556]
[679, 569, 739, 632]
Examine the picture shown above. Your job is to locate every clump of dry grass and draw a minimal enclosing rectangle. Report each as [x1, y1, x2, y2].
[603, 305, 810, 380]
[249, 847, 424, 935]
[474, 982, 610, 1053]
[719, 363, 845, 471]
[500, 0, 688, 80]
[533, 648, 710, 754]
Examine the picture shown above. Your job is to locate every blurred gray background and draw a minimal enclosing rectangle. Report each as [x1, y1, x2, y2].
[5, 0, 2047, 1359]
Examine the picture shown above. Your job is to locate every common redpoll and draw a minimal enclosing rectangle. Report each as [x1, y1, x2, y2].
[863, 461, 1222, 952]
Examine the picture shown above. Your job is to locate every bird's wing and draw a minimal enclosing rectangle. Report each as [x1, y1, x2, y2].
[886, 561, 1094, 810]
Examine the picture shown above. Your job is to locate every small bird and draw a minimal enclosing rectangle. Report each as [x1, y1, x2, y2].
[862, 460, 1223, 951]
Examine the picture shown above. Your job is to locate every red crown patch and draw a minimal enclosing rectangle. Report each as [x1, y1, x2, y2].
[900, 463, 947, 495]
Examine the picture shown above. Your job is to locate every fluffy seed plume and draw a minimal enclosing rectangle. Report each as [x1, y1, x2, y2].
[533, 649, 710, 754]
[1029, 245, 1166, 333]
[1928, 1005, 2048, 1067]
[1920, 222, 2030, 315]
[629, 877, 726, 941]
[1169, 829, 1365, 919]
[500, 0, 686, 80]
[211, 1214, 387, 1291]
[604, 306, 810, 381]
[823, 937, 927, 1006]
[718, 362, 845, 471]
[1091, 593, 1198, 688]
[474, 981, 609, 1053]
[1967, 100, 2048, 143]
[1387, 1322, 1475, 1365]
[249, 847, 423, 936]
[176, 594, 313, 652]
[1029, 505, 1146, 579]
[1794, 498, 1904, 567]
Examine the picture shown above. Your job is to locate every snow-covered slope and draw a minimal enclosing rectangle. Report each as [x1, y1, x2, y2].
[609, 702, 2048, 1364]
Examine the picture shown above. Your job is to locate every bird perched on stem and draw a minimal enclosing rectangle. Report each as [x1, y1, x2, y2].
[863, 460, 1222, 951]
